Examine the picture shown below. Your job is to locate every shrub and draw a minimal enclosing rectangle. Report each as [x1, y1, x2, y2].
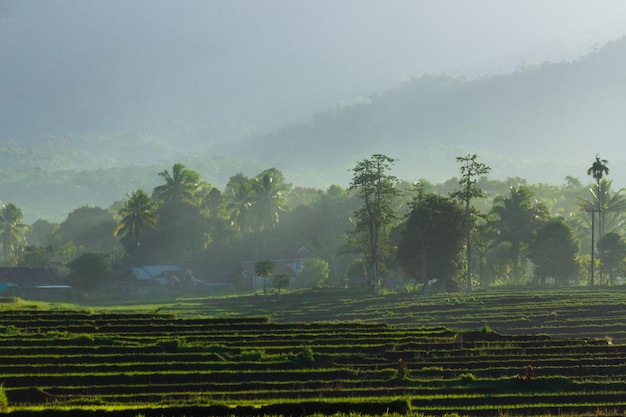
[291, 347, 316, 368]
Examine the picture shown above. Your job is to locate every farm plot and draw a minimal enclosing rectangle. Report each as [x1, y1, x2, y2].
[161, 287, 626, 344]
[1, 308, 626, 416]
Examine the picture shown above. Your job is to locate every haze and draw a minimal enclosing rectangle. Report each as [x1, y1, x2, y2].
[2, 0, 626, 223]
[2, 0, 626, 136]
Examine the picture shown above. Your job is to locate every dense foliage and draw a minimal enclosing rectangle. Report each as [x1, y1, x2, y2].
[397, 192, 465, 289]
[0, 153, 625, 298]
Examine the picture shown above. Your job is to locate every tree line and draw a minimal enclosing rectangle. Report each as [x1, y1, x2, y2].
[1, 154, 625, 298]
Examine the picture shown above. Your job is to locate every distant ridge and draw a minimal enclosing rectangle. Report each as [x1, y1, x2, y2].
[232, 36, 626, 186]
[2, 37, 626, 221]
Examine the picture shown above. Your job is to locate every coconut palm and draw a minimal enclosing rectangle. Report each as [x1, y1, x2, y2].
[152, 163, 201, 205]
[596, 179, 626, 235]
[225, 173, 254, 233]
[250, 169, 290, 233]
[197, 184, 224, 219]
[114, 190, 158, 264]
[575, 179, 626, 248]
[0, 203, 29, 265]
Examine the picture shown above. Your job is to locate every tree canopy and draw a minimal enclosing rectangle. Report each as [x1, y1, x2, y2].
[397, 192, 465, 288]
[349, 154, 400, 287]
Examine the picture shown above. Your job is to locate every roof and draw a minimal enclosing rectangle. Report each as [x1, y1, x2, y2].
[22, 285, 73, 290]
[0, 268, 65, 287]
[130, 266, 184, 281]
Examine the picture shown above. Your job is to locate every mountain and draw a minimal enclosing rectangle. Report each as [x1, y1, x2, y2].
[229, 36, 626, 187]
[2, 37, 626, 223]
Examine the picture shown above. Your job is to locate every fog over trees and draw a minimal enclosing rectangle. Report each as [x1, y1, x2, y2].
[2, 2, 626, 221]
[2, 2, 626, 295]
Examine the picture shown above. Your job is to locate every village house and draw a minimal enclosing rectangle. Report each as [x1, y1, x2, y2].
[118, 265, 232, 296]
[0, 267, 74, 302]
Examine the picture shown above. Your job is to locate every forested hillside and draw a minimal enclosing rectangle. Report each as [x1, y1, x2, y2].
[237, 36, 626, 185]
[1, 37, 626, 222]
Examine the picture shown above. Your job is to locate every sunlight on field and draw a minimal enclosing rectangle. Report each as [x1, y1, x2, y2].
[1, 288, 626, 416]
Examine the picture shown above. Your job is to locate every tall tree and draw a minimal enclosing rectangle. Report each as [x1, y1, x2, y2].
[587, 155, 609, 235]
[225, 173, 255, 234]
[397, 191, 465, 290]
[113, 190, 158, 265]
[451, 154, 491, 292]
[251, 169, 290, 233]
[584, 155, 609, 289]
[152, 163, 201, 205]
[348, 154, 400, 287]
[0, 203, 28, 266]
[575, 179, 626, 256]
[486, 186, 548, 281]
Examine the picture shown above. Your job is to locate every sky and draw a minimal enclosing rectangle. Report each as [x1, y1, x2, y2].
[2, 0, 626, 137]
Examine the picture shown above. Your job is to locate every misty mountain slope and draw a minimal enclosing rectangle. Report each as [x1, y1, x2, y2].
[233, 37, 626, 185]
[2, 37, 626, 223]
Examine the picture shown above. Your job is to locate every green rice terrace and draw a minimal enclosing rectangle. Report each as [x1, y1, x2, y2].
[1, 287, 626, 416]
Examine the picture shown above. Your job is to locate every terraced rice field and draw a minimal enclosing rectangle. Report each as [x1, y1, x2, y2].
[159, 287, 626, 343]
[1, 288, 626, 416]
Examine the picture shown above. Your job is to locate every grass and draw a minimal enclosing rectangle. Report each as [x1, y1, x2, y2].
[2, 288, 626, 416]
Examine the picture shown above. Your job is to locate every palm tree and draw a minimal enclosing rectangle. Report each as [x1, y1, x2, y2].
[576, 179, 626, 286]
[225, 174, 254, 233]
[486, 186, 547, 282]
[587, 155, 609, 237]
[197, 184, 224, 219]
[250, 170, 290, 255]
[579, 155, 608, 289]
[0, 203, 29, 265]
[114, 190, 158, 264]
[587, 155, 609, 193]
[250, 169, 290, 233]
[595, 179, 626, 236]
[152, 163, 201, 205]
